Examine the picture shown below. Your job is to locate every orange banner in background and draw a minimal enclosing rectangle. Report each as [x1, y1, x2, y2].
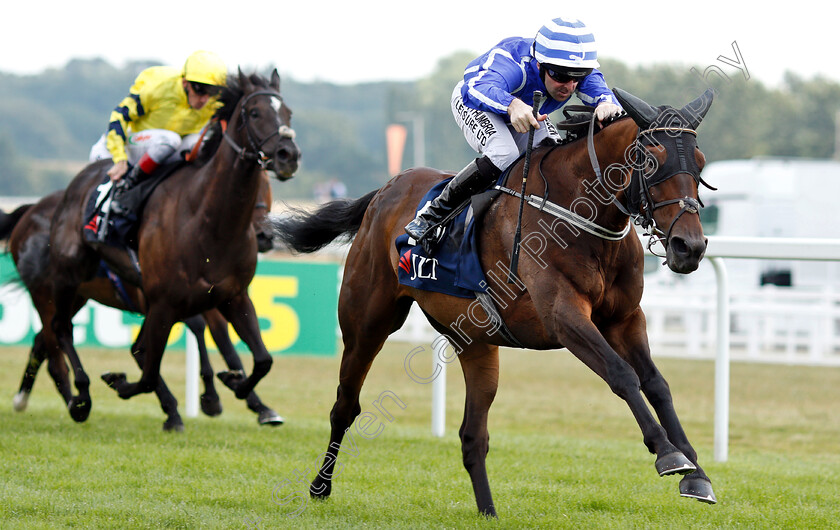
[386, 124, 407, 176]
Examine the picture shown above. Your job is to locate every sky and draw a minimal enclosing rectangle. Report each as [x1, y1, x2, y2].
[0, 1, 834, 89]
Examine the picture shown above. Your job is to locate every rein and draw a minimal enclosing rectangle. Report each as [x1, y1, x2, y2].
[494, 185, 632, 240]
[223, 89, 296, 169]
[493, 104, 711, 249]
[492, 112, 634, 243]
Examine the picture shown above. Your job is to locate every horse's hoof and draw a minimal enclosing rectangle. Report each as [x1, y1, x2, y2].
[217, 370, 245, 392]
[101, 372, 127, 389]
[200, 394, 223, 417]
[163, 416, 185, 433]
[680, 475, 717, 504]
[12, 391, 29, 412]
[68, 396, 92, 423]
[310, 480, 331, 499]
[655, 451, 696, 476]
[258, 409, 285, 426]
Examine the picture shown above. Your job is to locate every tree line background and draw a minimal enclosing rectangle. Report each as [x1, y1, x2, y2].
[1, 53, 838, 199]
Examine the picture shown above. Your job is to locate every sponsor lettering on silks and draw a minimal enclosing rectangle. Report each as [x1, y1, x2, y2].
[454, 98, 497, 147]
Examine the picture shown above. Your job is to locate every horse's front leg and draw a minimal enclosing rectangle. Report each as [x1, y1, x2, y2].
[102, 306, 174, 399]
[604, 308, 716, 503]
[217, 294, 272, 400]
[552, 300, 695, 476]
[119, 321, 185, 431]
[204, 308, 283, 425]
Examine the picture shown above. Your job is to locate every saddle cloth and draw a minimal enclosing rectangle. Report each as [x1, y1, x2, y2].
[394, 178, 497, 299]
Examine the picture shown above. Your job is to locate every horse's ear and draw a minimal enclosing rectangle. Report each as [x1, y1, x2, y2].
[613, 88, 658, 129]
[679, 88, 715, 129]
[270, 69, 281, 91]
[238, 68, 253, 92]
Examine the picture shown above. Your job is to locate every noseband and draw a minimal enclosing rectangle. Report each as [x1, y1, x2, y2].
[629, 126, 705, 244]
[224, 89, 296, 170]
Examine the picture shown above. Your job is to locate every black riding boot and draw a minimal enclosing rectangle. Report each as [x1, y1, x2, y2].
[109, 164, 148, 216]
[404, 157, 500, 247]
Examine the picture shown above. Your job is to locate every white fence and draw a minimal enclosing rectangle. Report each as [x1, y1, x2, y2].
[643, 284, 840, 364]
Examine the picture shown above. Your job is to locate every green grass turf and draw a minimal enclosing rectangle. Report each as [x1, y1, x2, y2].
[1, 342, 838, 528]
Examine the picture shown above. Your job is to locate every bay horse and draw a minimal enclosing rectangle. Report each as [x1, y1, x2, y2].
[273, 88, 717, 516]
[44, 70, 299, 421]
[0, 169, 283, 429]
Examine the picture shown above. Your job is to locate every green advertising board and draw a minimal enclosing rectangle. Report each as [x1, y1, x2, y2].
[0, 255, 338, 356]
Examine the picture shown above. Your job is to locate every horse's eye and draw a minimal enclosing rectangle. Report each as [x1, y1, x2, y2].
[250, 109, 260, 119]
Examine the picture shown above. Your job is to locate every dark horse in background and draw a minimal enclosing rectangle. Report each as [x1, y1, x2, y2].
[37, 70, 299, 423]
[274, 88, 717, 516]
[0, 170, 283, 430]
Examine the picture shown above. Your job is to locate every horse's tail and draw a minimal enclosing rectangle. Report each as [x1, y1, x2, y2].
[274, 189, 378, 253]
[0, 204, 32, 241]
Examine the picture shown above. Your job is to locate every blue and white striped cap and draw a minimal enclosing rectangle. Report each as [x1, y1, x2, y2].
[533, 17, 600, 69]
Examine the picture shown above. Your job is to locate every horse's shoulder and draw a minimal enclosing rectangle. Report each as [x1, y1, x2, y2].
[145, 164, 200, 204]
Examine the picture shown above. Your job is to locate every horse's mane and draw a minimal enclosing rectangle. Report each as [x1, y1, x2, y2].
[193, 72, 276, 166]
[551, 110, 628, 146]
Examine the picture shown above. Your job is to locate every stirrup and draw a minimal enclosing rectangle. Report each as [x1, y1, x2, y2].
[406, 217, 445, 253]
[418, 225, 446, 254]
[420, 229, 443, 254]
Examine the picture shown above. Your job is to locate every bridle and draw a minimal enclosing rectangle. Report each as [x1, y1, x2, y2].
[586, 111, 714, 255]
[224, 89, 296, 170]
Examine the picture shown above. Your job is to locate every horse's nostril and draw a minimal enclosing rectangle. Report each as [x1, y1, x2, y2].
[669, 236, 707, 261]
[670, 237, 689, 256]
[276, 146, 300, 162]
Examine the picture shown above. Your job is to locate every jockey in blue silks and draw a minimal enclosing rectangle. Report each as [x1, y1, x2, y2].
[405, 16, 623, 247]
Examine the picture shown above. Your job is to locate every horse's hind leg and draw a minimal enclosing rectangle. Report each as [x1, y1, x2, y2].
[310, 292, 412, 500]
[48, 263, 99, 421]
[604, 309, 716, 503]
[183, 314, 222, 417]
[456, 342, 500, 517]
[102, 303, 175, 399]
[44, 342, 73, 406]
[51, 299, 93, 422]
[13, 331, 70, 411]
[22, 291, 86, 414]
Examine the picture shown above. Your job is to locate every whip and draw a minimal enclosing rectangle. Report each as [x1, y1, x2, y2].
[508, 90, 543, 283]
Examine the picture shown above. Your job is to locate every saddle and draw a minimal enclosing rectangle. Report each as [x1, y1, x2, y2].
[395, 179, 523, 346]
[395, 177, 498, 299]
[82, 162, 183, 248]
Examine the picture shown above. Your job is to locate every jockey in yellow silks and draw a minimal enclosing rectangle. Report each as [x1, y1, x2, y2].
[88, 50, 227, 216]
